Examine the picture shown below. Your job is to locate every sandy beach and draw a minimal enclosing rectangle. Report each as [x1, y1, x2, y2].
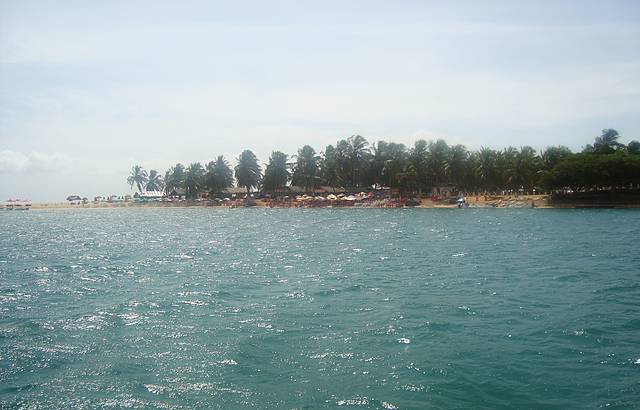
[22, 195, 554, 210]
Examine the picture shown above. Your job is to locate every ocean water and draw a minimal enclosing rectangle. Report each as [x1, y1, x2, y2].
[1, 208, 639, 409]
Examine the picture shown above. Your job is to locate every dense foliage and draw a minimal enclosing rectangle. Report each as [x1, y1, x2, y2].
[234, 150, 262, 194]
[126, 129, 640, 197]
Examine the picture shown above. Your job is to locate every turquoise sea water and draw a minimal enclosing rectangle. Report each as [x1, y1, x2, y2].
[1, 208, 639, 409]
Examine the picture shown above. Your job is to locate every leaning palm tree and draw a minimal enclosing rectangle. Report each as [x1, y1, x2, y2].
[145, 169, 164, 191]
[127, 165, 148, 193]
[593, 129, 622, 154]
[234, 150, 262, 194]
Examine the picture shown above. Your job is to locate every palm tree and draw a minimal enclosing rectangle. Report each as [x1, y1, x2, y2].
[446, 144, 468, 188]
[319, 145, 341, 189]
[508, 146, 541, 193]
[334, 139, 353, 187]
[475, 147, 497, 192]
[291, 145, 320, 193]
[463, 152, 481, 191]
[427, 139, 449, 187]
[371, 141, 408, 188]
[145, 170, 164, 191]
[235, 150, 262, 194]
[593, 129, 622, 154]
[498, 147, 518, 190]
[205, 156, 234, 196]
[541, 146, 572, 170]
[184, 162, 204, 199]
[127, 165, 148, 193]
[397, 163, 418, 194]
[262, 151, 290, 194]
[347, 135, 370, 188]
[627, 140, 640, 155]
[164, 163, 185, 195]
[409, 139, 429, 193]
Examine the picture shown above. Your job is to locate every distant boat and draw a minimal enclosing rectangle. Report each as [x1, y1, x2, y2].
[4, 199, 32, 210]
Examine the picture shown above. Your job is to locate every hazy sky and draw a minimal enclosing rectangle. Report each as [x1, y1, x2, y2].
[1, 0, 639, 202]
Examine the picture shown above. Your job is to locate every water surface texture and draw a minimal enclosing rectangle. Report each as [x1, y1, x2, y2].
[1, 209, 639, 408]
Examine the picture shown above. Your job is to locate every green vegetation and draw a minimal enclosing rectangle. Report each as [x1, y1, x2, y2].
[126, 129, 640, 197]
[262, 151, 290, 194]
[205, 156, 234, 196]
[184, 163, 205, 199]
[291, 145, 319, 194]
[145, 170, 164, 192]
[127, 165, 148, 192]
[235, 150, 262, 194]
[164, 163, 185, 195]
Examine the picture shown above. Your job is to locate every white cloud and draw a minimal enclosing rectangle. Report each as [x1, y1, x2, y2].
[0, 150, 74, 174]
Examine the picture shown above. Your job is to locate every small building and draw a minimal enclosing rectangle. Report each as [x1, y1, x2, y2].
[66, 195, 82, 205]
[168, 189, 187, 200]
[431, 186, 457, 198]
[282, 185, 347, 195]
[222, 187, 250, 197]
[139, 191, 164, 200]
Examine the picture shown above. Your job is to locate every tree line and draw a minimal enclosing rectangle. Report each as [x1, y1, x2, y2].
[127, 129, 640, 199]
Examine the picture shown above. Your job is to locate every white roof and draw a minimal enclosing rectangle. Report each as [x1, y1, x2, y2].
[140, 190, 165, 198]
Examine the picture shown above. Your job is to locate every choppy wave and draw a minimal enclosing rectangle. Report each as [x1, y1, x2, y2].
[1, 208, 639, 408]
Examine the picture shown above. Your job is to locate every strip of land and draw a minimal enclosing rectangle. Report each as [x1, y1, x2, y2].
[23, 195, 554, 210]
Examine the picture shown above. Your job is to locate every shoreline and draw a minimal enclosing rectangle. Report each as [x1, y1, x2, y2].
[12, 195, 639, 210]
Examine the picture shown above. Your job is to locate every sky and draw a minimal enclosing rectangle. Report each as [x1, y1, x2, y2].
[1, 0, 639, 202]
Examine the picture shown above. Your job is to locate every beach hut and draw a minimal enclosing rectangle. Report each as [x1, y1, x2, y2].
[66, 195, 82, 205]
[168, 188, 187, 200]
[139, 191, 165, 201]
